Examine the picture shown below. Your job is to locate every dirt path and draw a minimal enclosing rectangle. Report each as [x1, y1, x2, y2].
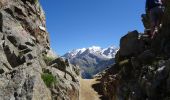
[79, 78, 101, 100]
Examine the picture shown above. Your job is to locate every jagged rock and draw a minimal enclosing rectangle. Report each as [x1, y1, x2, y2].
[119, 30, 145, 57]
[49, 58, 80, 82]
[46, 49, 58, 58]
[141, 14, 150, 29]
[137, 50, 155, 64]
[43, 59, 80, 100]
[0, 0, 50, 49]
[0, 62, 52, 100]
[0, 0, 80, 100]
[99, 1, 170, 100]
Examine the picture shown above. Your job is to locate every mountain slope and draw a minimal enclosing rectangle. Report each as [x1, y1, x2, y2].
[63, 46, 118, 78]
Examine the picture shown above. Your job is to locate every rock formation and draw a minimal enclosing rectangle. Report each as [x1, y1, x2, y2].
[98, 1, 170, 100]
[0, 0, 79, 100]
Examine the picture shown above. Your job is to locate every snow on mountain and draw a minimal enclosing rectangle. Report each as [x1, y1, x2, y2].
[63, 45, 118, 79]
[63, 46, 118, 59]
[102, 46, 118, 58]
[64, 48, 86, 59]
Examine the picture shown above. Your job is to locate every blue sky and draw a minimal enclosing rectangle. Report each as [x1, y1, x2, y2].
[40, 0, 145, 55]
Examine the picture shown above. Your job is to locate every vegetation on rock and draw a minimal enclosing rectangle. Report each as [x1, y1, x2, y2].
[43, 55, 56, 65]
[34, 0, 39, 3]
[41, 73, 58, 88]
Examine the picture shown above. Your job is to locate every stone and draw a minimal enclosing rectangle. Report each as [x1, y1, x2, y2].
[39, 26, 46, 32]
[141, 13, 150, 29]
[119, 30, 145, 57]
[137, 50, 155, 64]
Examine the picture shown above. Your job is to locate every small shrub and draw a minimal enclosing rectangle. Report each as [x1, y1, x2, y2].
[41, 73, 57, 87]
[34, 0, 39, 3]
[43, 55, 55, 65]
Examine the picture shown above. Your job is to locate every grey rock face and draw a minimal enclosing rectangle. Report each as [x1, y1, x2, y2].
[0, 0, 79, 100]
[0, 0, 52, 99]
[44, 58, 80, 100]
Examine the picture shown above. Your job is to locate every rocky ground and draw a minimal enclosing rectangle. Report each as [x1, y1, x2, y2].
[0, 0, 80, 100]
[98, 1, 170, 100]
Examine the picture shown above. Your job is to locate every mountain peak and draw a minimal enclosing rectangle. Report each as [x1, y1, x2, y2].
[63, 45, 118, 78]
[88, 46, 102, 51]
[63, 45, 118, 59]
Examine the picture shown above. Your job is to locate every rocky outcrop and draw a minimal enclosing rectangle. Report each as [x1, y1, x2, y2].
[0, 0, 79, 100]
[99, 1, 170, 100]
[44, 58, 80, 100]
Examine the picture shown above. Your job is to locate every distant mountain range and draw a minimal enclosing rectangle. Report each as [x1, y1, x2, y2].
[63, 46, 118, 78]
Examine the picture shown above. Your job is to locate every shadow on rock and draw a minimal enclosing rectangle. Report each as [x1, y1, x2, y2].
[91, 80, 109, 100]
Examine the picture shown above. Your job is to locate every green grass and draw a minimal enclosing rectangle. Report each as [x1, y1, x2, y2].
[41, 73, 57, 88]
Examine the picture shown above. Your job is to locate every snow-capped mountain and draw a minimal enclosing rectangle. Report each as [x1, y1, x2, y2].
[63, 46, 118, 79]
[64, 46, 118, 59]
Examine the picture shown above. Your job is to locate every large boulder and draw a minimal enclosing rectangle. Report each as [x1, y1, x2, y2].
[119, 30, 145, 57]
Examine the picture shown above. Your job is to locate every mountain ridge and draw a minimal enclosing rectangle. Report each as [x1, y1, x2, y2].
[63, 45, 118, 59]
[63, 45, 118, 78]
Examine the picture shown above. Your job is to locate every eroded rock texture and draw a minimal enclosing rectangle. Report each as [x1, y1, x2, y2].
[0, 0, 79, 100]
[99, 1, 170, 100]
